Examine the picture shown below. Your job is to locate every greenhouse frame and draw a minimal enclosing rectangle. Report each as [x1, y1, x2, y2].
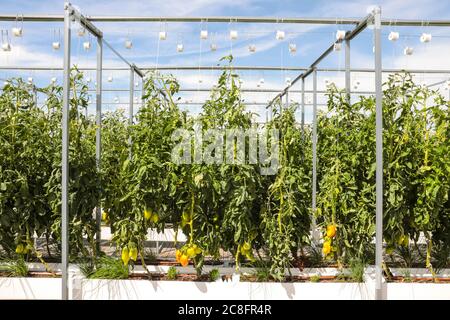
[0, 2, 449, 301]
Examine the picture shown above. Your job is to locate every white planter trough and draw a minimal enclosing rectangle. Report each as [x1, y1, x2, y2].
[78, 278, 374, 300]
[0, 277, 61, 300]
[0, 267, 448, 300]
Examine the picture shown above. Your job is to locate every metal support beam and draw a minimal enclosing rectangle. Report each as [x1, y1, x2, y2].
[1, 65, 450, 74]
[61, 2, 71, 301]
[373, 6, 384, 301]
[141, 77, 145, 105]
[67, 3, 103, 38]
[301, 78, 305, 137]
[0, 14, 449, 26]
[345, 36, 351, 102]
[95, 35, 102, 252]
[312, 69, 319, 246]
[285, 91, 289, 110]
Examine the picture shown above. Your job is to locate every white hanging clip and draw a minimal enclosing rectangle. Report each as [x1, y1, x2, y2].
[78, 27, 86, 37]
[125, 39, 133, 49]
[83, 41, 91, 50]
[276, 30, 285, 40]
[12, 15, 23, 37]
[388, 31, 399, 41]
[336, 30, 346, 41]
[288, 43, 297, 54]
[159, 31, 167, 40]
[420, 33, 432, 43]
[1, 30, 11, 51]
[404, 46, 414, 55]
[52, 29, 61, 50]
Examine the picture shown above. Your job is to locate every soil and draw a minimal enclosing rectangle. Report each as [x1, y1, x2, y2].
[0, 271, 60, 278]
[386, 276, 450, 283]
[1, 270, 449, 283]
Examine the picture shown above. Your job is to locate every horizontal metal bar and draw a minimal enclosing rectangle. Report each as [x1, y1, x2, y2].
[78, 88, 376, 94]
[0, 14, 449, 26]
[427, 79, 449, 87]
[77, 101, 330, 106]
[1, 65, 450, 74]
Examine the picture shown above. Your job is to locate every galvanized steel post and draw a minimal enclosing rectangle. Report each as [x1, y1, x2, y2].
[129, 66, 134, 158]
[345, 35, 351, 103]
[95, 35, 103, 252]
[61, 2, 71, 300]
[312, 69, 319, 246]
[373, 6, 384, 301]
[301, 78, 305, 138]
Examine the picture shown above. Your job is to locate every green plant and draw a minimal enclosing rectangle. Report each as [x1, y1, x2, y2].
[167, 266, 178, 280]
[208, 268, 220, 282]
[310, 274, 321, 282]
[78, 258, 96, 278]
[401, 268, 412, 282]
[251, 260, 272, 282]
[89, 256, 129, 279]
[316, 73, 449, 274]
[348, 259, 366, 283]
[262, 103, 311, 280]
[0, 257, 29, 277]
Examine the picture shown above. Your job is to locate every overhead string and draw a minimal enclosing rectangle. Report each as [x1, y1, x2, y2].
[155, 19, 162, 74]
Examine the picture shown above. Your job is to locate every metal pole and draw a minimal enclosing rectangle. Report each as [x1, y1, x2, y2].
[0, 14, 449, 26]
[33, 87, 38, 106]
[312, 69, 319, 246]
[301, 78, 305, 137]
[141, 76, 145, 104]
[61, 2, 71, 301]
[345, 36, 351, 103]
[373, 6, 384, 301]
[285, 90, 289, 110]
[2, 65, 450, 73]
[95, 35, 102, 252]
[129, 67, 134, 158]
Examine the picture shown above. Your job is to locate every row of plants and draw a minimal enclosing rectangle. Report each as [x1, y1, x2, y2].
[0, 68, 100, 265]
[316, 73, 450, 274]
[0, 58, 449, 281]
[103, 56, 312, 280]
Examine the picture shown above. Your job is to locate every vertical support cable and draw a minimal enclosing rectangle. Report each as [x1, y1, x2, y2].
[312, 68, 319, 246]
[129, 67, 134, 158]
[373, 6, 384, 301]
[345, 36, 351, 103]
[95, 35, 102, 252]
[61, 2, 71, 301]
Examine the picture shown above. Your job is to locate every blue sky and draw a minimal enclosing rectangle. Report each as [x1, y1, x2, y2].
[0, 0, 449, 121]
